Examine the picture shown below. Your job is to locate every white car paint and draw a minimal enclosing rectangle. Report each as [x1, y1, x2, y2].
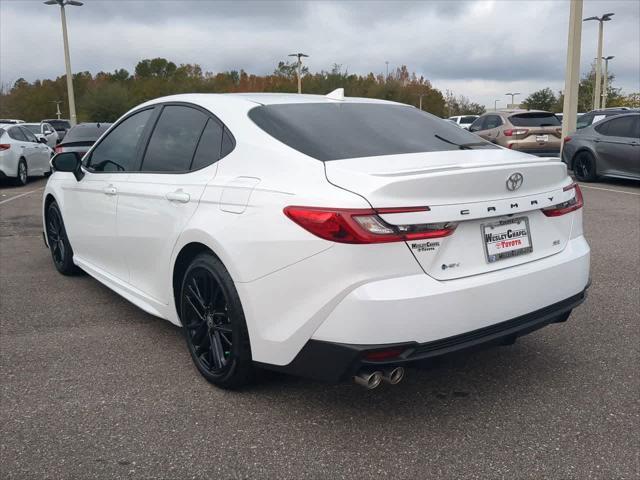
[42, 93, 590, 377]
[0, 123, 52, 182]
[22, 122, 59, 148]
[448, 115, 479, 130]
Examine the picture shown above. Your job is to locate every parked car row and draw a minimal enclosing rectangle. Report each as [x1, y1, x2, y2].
[0, 120, 111, 186]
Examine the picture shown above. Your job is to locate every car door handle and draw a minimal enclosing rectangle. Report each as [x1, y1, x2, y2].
[165, 190, 190, 203]
[103, 186, 117, 196]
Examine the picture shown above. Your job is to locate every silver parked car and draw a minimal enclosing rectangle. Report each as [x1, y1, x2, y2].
[562, 113, 640, 182]
[0, 124, 53, 185]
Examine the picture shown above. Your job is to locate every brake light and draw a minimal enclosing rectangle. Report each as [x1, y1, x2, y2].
[364, 347, 405, 361]
[54, 145, 63, 154]
[283, 206, 457, 244]
[503, 128, 529, 137]
[0, 144, 10, 151]
[542, 183, 583, 217]
[563, 136, 572, 143]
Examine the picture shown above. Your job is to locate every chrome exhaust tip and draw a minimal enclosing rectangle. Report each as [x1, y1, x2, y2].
[353, 370, 383, 389]
[382, 367, 405, 385]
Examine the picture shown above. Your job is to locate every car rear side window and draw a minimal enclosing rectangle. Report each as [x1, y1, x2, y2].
[461, 116, 478, 123]
[191, 119, 224, 171]
[509, 112, 560, 127]
[8, 127, 27, 142]
[87, 109, 153, 172]
[484, 115, 502, 129]
[596, 116, 636, 138]
[249, 103, 497, 161]
[141, 106, 208, 172]
[20, 127, 38, 143]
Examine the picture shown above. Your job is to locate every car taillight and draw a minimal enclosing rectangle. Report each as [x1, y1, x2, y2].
[563, 136, 572, 143]
[283, 206, 457, 244]
[0, 144, 10, 151]
[363, 347, 406, 361]
[54, 145, 63, 154]
[542, 183, 583, 217]
[503, 128, 529, 137]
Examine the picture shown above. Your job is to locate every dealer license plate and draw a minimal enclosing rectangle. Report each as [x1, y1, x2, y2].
[482, 217, 533, 263]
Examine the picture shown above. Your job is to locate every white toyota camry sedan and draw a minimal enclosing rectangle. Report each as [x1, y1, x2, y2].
[42, 92, 590, 390]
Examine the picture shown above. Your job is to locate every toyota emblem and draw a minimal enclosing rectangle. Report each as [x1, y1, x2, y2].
[506, 172, 524, 191]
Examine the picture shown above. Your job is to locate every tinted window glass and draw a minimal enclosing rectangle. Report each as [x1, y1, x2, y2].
[485, 115, 502, 129]
[88, 109, 152, 172]
[141, 106, 208, 172]
[468, 117, 484, 132]
[461, 116, 478, 123]
[8, 127, 27, 141]
[20, 127, 38, 142]
[249, 103, 497, 161]
[221, 128, 235, 158]
[509, 112, 560, 127]
[600, 116, 635, 137]
[24, 125, 41, 134]
[576, 114, 592, 129]
[46, 120, 71, 131]
[63, 123, 112, 143]
[191, 119, 223, 170]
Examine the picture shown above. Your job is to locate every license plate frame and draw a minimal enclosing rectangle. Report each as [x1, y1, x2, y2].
[536, 134, 549, 143]
[481, 217, 533, 263]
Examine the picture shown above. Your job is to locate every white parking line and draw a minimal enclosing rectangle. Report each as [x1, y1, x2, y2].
[578, 184, 640, 197]
[0, 187, 44, 206]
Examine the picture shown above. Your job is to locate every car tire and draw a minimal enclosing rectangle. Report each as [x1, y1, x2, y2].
[13, 159, 28, 186]
[180, 252, 254, 389]
[46, 201, 80, 275]
[573, 151, 597, 182]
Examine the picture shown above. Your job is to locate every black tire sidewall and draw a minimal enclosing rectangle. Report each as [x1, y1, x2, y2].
[46, 202, 78, 275]
[180, 253, 253, 389]
[16, 159, 27, 186]
[574, 151, 597, 182]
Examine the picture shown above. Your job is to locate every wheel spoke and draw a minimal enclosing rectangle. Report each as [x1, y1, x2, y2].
[210, 331, 225, 368]
[185, 294, 205, 322]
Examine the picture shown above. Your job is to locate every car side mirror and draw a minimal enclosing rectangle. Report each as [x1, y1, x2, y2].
[52, 152, 84, 181]
[39, 137, 48, 144]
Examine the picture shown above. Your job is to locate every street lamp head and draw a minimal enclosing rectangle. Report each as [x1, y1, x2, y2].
[602, 13, 614, 21]
[603, 55, 615, 60]
[288, 53, 309, 58]
[44, 0, 83, 5]
[583, 16, 598, 22]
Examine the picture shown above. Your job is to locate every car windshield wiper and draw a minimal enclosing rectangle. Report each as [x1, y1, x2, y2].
[434, 134, 490, 150]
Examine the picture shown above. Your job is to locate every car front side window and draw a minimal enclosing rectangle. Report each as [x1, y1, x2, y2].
[86, 109, 153, 172]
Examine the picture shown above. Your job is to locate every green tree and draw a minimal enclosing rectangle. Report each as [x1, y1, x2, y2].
[521, 88, 557, 111]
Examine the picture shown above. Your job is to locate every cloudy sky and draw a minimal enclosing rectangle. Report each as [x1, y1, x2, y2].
[1, 0, 639, 108]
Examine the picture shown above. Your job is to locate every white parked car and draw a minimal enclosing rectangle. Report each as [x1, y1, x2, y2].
[43, 93, 590, 390]
[447, 115, 480, 130]
[1, 123, 52, 185]
[22, 122, 59, 148]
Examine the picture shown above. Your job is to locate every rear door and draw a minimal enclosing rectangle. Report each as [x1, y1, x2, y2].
[594, 115, 640, 176]
[480, 114, 503, 142]
[116, 103, 229, 303]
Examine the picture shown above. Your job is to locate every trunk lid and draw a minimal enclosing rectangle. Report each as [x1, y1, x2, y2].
[325, 150, 575, 280]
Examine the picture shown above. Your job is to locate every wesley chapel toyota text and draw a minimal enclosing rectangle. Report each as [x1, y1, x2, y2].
[43, 92, 590, 389]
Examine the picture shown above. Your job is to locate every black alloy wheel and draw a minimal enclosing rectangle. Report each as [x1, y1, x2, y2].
[573, 151, 597, 182]
[46, 201, 79, 275]
[181, 253, 254, 389]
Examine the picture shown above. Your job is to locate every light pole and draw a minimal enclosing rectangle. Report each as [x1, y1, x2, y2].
[562, 0, 583, 154]
[385, 61, 389, 79]
[44, 0, 82, 126]
[601, 55, 614, 108]
[417, 93, 427, 111]
[584, 12, 614, 110]
[494, 99, 501, 111]
[288, 53, 309, 94]
[50, 100, 63, 119]
[505, 92, 520, 107]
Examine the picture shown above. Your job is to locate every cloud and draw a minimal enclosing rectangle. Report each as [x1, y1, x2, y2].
[2, 0, 638, 107]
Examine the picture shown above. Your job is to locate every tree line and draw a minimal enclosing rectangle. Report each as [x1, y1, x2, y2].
[1, 58, 485, 122]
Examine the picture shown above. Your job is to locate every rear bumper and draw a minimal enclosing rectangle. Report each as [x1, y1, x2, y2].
[272, 288, 587, 382]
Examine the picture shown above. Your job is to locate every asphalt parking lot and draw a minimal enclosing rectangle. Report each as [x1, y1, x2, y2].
[1, 176, 638, 479]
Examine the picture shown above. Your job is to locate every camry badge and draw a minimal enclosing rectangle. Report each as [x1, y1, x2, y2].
[506, 172, 524, 191]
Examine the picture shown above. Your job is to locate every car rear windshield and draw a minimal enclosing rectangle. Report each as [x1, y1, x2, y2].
[248, 103, 498, 161]
[62, 124, 112, 144]
[47, 120, 71, 131]
[509, 112, 560, 127]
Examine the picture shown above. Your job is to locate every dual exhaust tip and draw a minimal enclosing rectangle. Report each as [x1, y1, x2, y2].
[353, 367, 405, 389]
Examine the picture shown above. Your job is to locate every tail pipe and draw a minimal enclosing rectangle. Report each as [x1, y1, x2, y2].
[382, 367, 405, 385]
[353, 370, 383, 389]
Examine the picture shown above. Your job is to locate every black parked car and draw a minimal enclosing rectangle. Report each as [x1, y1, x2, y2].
[54, 122, 112, 157]
[562, 113, 640, 182]
[42, 119, 72, 143]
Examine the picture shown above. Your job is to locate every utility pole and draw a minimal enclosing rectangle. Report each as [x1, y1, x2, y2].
[562, 0, 584, 155]
[44, 0, 83, 126]
[505, 92, 520, 107]
[601, 55, 614, 108]
[417, 93, 427, 111]
[584, 12, 614, 110]
[288, 53, 309, 94]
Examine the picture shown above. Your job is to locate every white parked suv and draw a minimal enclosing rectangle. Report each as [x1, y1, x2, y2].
[1, 123, 53, 185]
[448, 115, 479, 130]
[43, 93, 590, 390]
